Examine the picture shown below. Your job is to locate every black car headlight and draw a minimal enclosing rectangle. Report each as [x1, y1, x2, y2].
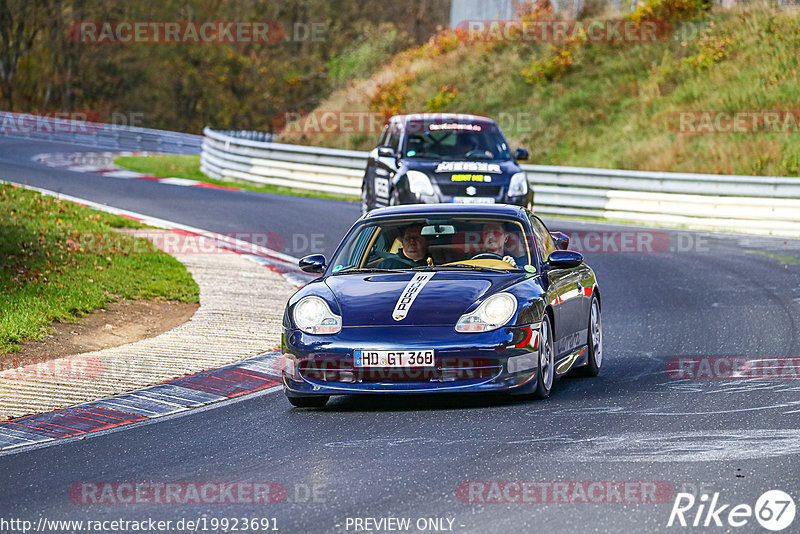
[455, 293, 517, 332]
[406, 170, 435, 196]
[293, 296, 342, 334]
[508, 172, 528, 197]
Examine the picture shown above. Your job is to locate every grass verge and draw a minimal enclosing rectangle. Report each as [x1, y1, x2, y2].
[114, 154, 359, 202]
[0, 183, 199, 353]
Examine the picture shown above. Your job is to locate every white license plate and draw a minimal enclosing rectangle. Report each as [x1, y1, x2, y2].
[452, 197, 496, 204]
[354, 349, 435, 368]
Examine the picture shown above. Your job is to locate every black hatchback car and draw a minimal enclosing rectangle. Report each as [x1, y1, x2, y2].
[360, 113, 533, 214]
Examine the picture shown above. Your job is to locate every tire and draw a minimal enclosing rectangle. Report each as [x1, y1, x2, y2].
[533, 314, 554, 399]
[586, 296, 603, 375]
[287, 395, 329, 408]
[576, 295, 602, 377]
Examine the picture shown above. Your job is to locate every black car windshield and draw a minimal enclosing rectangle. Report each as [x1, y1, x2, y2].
[330, 217, 533, 273]
[402, 121, 512, 160]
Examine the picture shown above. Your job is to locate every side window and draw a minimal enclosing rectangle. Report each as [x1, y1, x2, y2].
[365, 230, 391, 266]
[526, 211, 557, 263]
[336, 226, 377, 269]
[377, 125, 390, 147]
[388, 130, 402, 153]
[538, 217, 558, 259]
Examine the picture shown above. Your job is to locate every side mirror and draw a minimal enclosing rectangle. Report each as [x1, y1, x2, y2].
[547, 250, 583, 269]
[377, 146, 395, 158]
[549, 231, 570, 251]
[299, 254, 327, 274]
[514, 148, 529, 161]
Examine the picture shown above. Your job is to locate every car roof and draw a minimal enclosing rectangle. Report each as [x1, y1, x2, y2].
[390, 113, 496, 126]
[362, 203, 526, 220]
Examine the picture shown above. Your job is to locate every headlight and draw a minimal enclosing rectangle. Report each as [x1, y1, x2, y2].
[455, 293, 517, 333]
[406, 170, 435, 196]
[508, 172, 528, 197]
[293, 296, 342, 334]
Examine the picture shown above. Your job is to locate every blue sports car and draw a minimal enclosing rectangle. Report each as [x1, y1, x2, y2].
[281, 204, 602, 407]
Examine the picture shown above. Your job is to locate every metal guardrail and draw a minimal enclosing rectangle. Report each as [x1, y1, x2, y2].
[202, 127, 800, 236]
[0, 111, 202, 153]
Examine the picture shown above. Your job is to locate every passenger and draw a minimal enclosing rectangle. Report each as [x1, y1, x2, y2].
[379, 224, 430, 269]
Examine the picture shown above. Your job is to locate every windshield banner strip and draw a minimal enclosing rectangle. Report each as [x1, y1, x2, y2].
[434, 162, 502, 173]
[392, 273, 435, 321]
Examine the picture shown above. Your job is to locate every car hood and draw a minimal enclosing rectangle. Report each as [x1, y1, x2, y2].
[324, 271, 524, 327]
[404, 159, 520, 184]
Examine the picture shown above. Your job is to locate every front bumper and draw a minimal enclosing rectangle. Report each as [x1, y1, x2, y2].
[402, 189, 531, 208]
[282, 324, 540, 396]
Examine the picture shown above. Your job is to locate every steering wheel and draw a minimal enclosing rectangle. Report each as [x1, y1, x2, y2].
[470, 252, 503, 261]
[465, 149, 493, 159]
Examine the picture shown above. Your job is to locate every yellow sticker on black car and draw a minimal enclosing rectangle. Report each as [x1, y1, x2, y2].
[450, 174, 491, 182]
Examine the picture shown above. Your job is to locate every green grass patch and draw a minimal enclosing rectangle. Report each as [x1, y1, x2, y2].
[0, 183, 199, 353]
[114, 154, 359, 203]
[115, 154, 210, 182]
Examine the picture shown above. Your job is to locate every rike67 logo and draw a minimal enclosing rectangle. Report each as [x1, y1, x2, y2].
[668, 490, 796, 531]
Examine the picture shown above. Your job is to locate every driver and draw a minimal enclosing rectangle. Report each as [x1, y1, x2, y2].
[480, 222, 520, 268]
[456, 133, 492, 159]
[378, 224, 431, 269]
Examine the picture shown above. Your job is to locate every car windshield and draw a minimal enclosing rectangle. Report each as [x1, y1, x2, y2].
[330, 216, 533, 273]
[402, 121, 511, 160]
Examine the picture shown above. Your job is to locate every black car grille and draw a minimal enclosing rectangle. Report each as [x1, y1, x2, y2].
[437, 184, 502, 197]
